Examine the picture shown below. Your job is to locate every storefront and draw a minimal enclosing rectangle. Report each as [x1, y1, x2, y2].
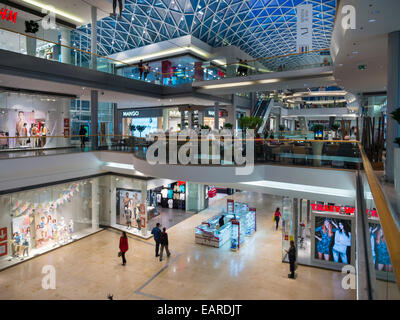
[203, 109, 227, 129]
[0, 91, 72, 150]
[120, 108, 163, 138]
[281, 198, 356, 271]
[0, 177, 101, 271]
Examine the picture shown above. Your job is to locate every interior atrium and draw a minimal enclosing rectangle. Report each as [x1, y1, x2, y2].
[0, 0, 399, 304]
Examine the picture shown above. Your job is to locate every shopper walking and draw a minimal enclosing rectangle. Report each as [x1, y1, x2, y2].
[159, 227, 171, 261]
[79, 125, 87, 148]
[119, 231, 129, 266]
[143, 63, 150, 81]
[138, 60, 144, 80]
[151, 223, 162, 257]
[273, 207, 281, 230]
[286, 240, 296, 279]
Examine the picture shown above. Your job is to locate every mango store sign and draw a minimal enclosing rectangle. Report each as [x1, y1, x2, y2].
[311, 204, 378, 218]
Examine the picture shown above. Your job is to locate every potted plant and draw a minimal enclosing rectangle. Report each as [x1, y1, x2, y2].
[223, 123, 233, 130]
[392, 108, 400, 193]
[331, 123, 340, 139]
[136, 125, 146, 138]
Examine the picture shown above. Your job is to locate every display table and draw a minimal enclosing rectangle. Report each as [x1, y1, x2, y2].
[195, 200, 257, 249]
[195, 214, 234, 248]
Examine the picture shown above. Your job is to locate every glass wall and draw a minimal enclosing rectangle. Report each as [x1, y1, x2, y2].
[0, 91, 71, 150]
[0, 177, 101, 271]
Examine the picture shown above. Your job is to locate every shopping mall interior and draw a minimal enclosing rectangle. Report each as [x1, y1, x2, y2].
[0, 0, 399, 301]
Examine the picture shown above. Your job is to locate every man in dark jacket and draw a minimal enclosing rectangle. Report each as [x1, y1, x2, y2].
[286, 240, 296, 279]
[151, 223, 162, 257]
[79, 125, 87, 148]
[159, 227, 171, 261]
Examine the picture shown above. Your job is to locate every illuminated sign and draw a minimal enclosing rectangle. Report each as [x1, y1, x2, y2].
[123, 110, 140, 117]
[122, 109, 163, 118]
[0, 8, 18, 24]
[311, 203, 378, 218]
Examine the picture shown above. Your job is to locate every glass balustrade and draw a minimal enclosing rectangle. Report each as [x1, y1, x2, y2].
[0, 27, 331, 87]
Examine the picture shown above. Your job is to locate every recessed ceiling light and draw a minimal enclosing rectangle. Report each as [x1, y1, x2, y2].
[352, 51, 359, 55]
[368, 19, 376, 23]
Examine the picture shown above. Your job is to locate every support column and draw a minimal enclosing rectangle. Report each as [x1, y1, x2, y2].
[386, 31, 400, 182]
[180, 110, 185, 130]
[187, 111, 193, 129]
[198, 110, 204, 127]
[141, 181, 148, 236]
[110, 176, 116, 226]
[214, 102, 220, 130]
[26, 37, 37, 56]
[113, 103, 120, 136]
[91, 6, 98, 70]
[60, 28, 71, 64]
[91, 90, 98, 149]
[162, 108, 169, 131]
[91, 178, 99, 230]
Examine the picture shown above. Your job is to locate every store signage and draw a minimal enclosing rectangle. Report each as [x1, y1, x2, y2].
[123, 110, 140, 117]
[0, 227, 7, 258]
[311, 203, 378, 217]
[0, 227, 7, 242]
[311, 204, 355, 216]
[122, 109, 163, 118]
[0, 8, 18, 24]
[169, 110, 180, 118]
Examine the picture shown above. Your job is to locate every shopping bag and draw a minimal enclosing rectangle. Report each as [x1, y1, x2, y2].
[272, 215, 275, 222]
[118, 251, 122, 257]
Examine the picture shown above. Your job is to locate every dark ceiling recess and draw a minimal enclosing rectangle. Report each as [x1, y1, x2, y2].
[0, 0, 77, 29]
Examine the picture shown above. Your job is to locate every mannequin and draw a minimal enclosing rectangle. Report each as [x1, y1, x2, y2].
[68, 219, 74, 239]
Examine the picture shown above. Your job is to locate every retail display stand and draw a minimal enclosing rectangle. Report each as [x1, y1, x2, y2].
[230, 219, 241, 251]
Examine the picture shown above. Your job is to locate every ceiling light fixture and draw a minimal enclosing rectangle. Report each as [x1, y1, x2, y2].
[21, 0, 84, 23]
[201, 81, 254, 89]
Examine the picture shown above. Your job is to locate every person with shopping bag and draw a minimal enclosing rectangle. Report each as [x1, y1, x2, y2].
[118, 231, 129, 266]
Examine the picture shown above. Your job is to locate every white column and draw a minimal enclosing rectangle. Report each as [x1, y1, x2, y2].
[198, 110, 204, 127]
[91, 90, 99, 148]
[110, 176, 116, 226]
[91, 6, 97, 70]
[162, 108, 169, 131]
[386, 31, 400, 181]
[141, 182, 148, 236]
[228, 94, 238, 130]
[188, 111, 193, 129]
[91, 178, 99, 230]
[214, 102, 220, 130]
[60, 28, 71, 64]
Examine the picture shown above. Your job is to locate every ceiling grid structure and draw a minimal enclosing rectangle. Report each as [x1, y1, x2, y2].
[74, 0, 336, 63]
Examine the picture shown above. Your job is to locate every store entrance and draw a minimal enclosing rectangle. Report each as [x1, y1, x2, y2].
[147, 181, 192, 230]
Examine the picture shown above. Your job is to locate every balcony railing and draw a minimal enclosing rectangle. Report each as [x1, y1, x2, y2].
[0, 26, 331, 87]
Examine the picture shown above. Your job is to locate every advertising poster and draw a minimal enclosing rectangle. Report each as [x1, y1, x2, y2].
[314, 216, 352, 264]
[369, 222, 393, 273]
[116, 188, 142, 227]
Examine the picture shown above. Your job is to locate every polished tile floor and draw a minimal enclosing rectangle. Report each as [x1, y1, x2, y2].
[0, 191, 356, 300]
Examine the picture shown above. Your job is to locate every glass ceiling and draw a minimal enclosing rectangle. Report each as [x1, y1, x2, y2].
[75, 0, 337, 60]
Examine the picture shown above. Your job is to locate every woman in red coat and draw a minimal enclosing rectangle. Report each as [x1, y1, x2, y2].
[119, 231, 129, 265]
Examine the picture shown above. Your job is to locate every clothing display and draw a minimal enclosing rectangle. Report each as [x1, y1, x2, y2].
[161, 188, 168, 198]
[179, 193, 185, 200]
[168, 199, 173, 209]
[156, 193, 161, 203]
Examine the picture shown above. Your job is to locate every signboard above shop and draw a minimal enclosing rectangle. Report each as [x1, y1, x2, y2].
[121, 108, 163, 118]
